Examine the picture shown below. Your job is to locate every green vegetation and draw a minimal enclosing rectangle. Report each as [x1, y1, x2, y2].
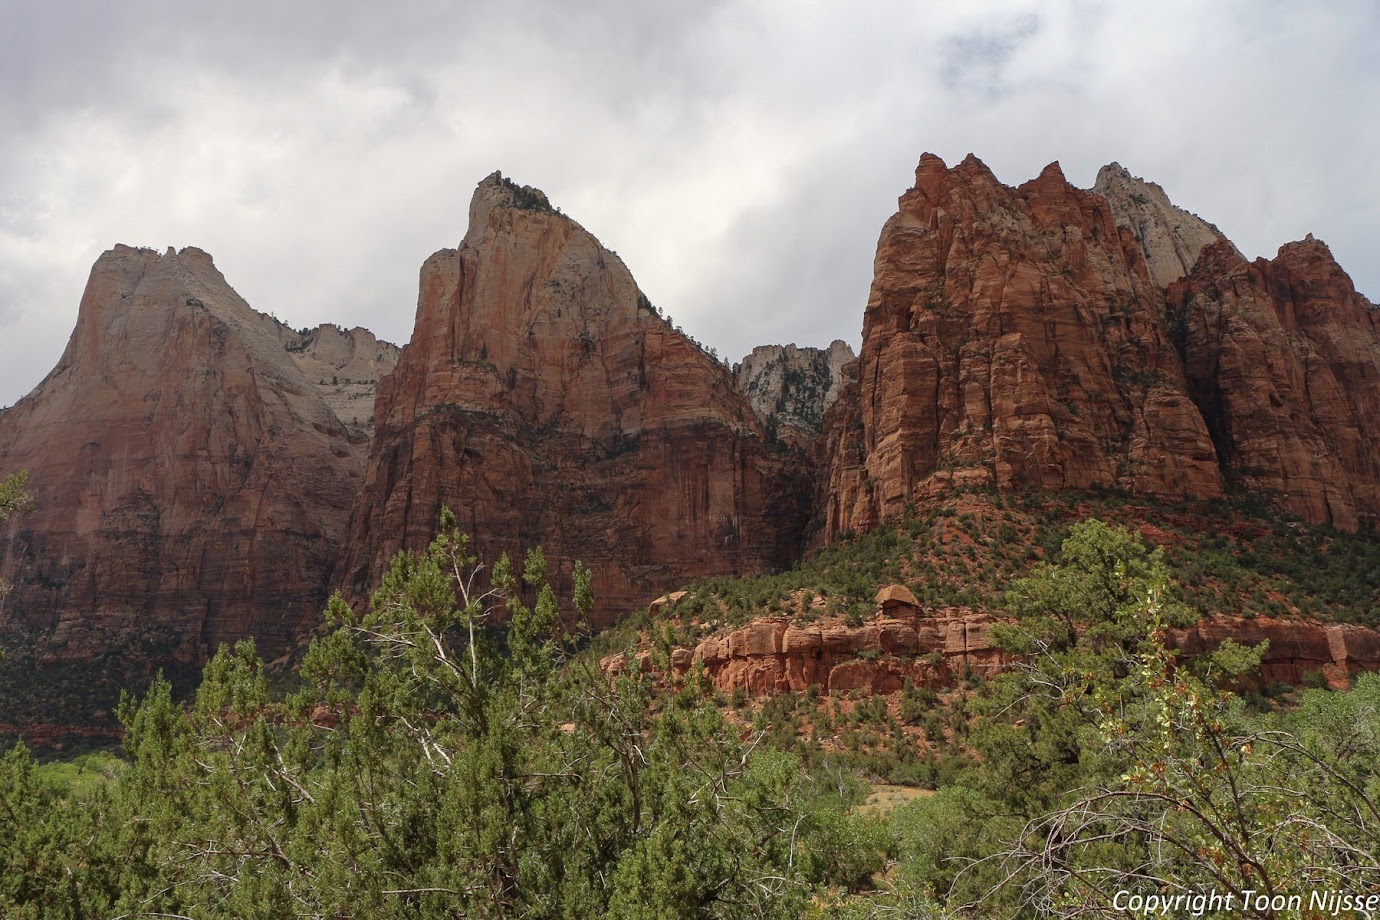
[497, 175, 559, 214]
[664, 490, 1380, 629]
[0, 512, 882, 918]
[0, 470, 33, 651]
[0, 470, 30, 524]
[3, 499, 1379, 916]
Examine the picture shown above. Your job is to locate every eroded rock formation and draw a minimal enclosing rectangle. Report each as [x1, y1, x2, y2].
[1093, 162, 1234, 288]
[281, 324, 399, 438]
[1168, 237, 1380, 530]
[824, 154, 1223, 538]
[825, 153, 1380, 537]
[681, 609, 1009, 695]
[0, 246, 368, 688]
[734, 340, 856, 436]
[634, 605, 1380, 698]
[343, 174, 810, 620]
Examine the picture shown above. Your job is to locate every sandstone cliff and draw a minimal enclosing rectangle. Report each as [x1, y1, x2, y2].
[824, 154, 1223, 539]
[343, 174, 810, 620]
[1168, 237, 1380, 529]
[0, 246, 367, 711]
[824, 153, 1380, 537]
[733, 340, 856, 434]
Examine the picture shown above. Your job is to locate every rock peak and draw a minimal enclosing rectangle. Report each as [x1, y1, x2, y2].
[348, 170, 808, 622]
[0, 247, 370, 730]
[953, 152, 998, 182]
[1092, 162, 1232, 287]
[733, 340, 857, 433]
[471, 170, 555, 213]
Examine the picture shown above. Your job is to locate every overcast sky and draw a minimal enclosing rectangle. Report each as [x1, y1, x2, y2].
[2, 1, 1376, 406]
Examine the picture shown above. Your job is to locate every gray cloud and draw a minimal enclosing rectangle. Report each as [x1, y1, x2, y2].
[2, 1, 1377, 406]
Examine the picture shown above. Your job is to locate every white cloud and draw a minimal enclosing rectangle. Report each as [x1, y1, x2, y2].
[1, 0, 1377, 405]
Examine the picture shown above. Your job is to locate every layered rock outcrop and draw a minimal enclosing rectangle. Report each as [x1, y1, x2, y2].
[734, 340, 856, 435]
[1168, 238, 1380, 530]
[825, 153, 1380, 537]
[1169, 616, 1380, 689]
[683, 609, 1009, 695]
[824, 154, 1223, 538]
[343, 174, 809, 620]
[0, 246, 367, 684]
[648, 608, 1380, 698]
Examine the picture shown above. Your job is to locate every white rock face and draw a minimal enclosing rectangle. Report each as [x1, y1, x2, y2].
[733, 340, 856, 432]
[279, 325, 399, 438]
[1092, 163, 1238, 288]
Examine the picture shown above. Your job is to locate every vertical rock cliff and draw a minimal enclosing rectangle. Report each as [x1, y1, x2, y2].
[824, 153, 1380, 538]
[344, 174, 808, 619]
[0, 245, 372, 730]
[1168, 237, 1380, 529]
[823, 154, 1223, 539]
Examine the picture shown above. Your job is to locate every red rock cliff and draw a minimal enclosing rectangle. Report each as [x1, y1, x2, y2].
[343, 174, 808, 619]
[825, 153, 1380, 537]
[0, 246, 366, 673]
[1169, 238, 1380, 529]
[824, 154, 1223, 538]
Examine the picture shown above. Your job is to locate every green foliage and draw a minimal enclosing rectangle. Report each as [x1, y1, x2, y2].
[0, 470, 32, 659]
[0, 470, 31, 524]
[7, 498, 1380, 915]
[0, 513, 875, 918]
[884, 516, 1380, 914]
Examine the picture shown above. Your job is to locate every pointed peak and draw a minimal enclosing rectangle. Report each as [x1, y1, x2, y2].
[1092, 161, 1170, 201]
[954, 152, 996, 177]
[948, 153, 1002, 189]
[471, 170, 556, 214]
[1036, 160, 1067, 183]
[1096, 161, 1133, 183]
[914, 152, 950, 183]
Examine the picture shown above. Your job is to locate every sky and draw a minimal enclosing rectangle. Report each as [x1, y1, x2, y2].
[2, 0, 1377, 406]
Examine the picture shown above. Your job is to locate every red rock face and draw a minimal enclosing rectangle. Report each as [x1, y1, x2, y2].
[658, 610, 1380, 698]
[0, 246, 365, 674]
[682, 610, 1011, 695]
[1169, 616, 1380, 689]
[825, 154, 1223, 539]
[825, 153, 1380, 537]
[342, 175, 808, 619]
[1169, 238, 1380, 529]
